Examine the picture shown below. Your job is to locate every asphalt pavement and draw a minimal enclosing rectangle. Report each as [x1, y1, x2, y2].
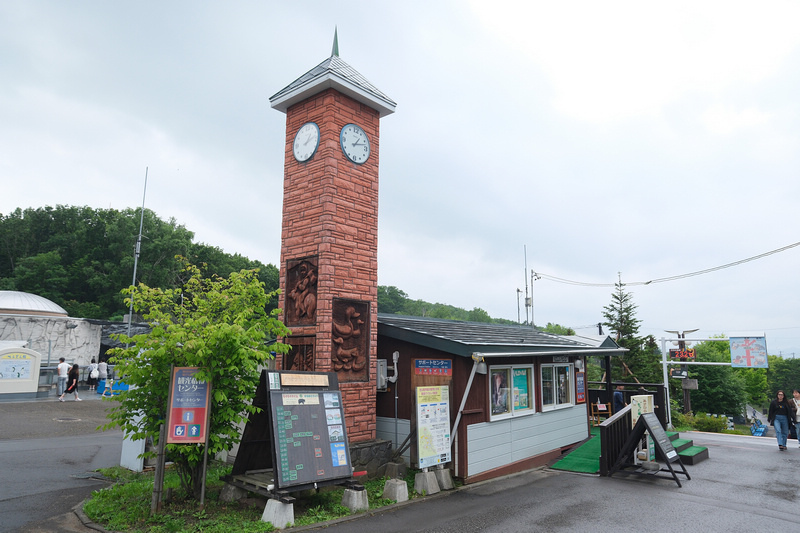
[0, 390, 122, 533]
[2, 392, 797, 532]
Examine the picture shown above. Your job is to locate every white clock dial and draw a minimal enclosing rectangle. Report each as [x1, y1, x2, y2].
[340, 123, 370, 164]
[293, 122, 320, 162]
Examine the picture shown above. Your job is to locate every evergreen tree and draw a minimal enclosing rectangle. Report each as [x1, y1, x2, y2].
[602, 280, 661, 384]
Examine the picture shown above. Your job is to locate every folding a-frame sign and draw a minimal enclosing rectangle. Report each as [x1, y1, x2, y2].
[609, 412, 691, 487]
[228, 370, 354, 499]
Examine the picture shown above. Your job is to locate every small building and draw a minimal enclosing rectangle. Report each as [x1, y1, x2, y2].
[375, 314, 625, 484]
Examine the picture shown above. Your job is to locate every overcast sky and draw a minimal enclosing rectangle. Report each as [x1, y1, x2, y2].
[2, 1, 799, 358]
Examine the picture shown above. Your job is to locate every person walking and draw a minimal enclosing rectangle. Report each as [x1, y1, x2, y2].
[791, 390, 800, 447]
[60, 363, 82, 402]
[768, 390, 792, 450]
[56, 357, 70, 399]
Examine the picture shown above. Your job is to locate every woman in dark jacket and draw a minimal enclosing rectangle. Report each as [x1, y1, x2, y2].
[62, 363, 82, 402]
[768, 390, 793, 450]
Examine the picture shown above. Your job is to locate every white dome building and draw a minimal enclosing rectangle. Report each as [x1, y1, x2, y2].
[0, 291, 68, 317]
[0, 291, 101, 367]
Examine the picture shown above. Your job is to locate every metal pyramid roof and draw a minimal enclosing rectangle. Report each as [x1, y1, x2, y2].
[270, 55, 396, 117]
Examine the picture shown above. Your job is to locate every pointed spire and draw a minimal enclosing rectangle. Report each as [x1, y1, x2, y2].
[331, 27, 339, 57]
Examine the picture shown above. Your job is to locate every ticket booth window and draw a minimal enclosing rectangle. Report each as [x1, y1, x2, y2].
[541, 364, 573, 411]
[490, 365, 534, 421]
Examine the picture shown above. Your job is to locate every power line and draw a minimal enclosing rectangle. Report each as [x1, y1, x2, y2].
[534, 240, 800, 288]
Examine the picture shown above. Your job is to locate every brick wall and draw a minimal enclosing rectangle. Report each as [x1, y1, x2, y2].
[278, 88, 379, 442]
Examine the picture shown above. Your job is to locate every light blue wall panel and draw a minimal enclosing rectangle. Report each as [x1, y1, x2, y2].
[376, 416, 411, 463]
[467, 404, 589, 476]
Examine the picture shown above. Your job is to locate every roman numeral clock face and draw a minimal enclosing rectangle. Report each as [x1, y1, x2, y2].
[340, 123, 370, 164]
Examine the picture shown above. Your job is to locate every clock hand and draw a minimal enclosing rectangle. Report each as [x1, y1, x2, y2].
[304, 134, 314, 145]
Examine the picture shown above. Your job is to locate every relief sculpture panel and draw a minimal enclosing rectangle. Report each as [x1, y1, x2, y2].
[331, 298, 369, 382]
[285, 256, 318, 326]
[284, 336, 315, 372]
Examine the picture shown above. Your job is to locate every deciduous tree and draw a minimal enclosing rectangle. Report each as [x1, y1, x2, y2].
[104, 260, 290, 499]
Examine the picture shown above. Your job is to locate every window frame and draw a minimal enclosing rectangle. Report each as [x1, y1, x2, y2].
[489, 364, 535, 421]
[540, 363, 574, 412]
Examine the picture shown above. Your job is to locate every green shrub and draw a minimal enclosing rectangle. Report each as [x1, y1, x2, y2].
[686, 412, 729, 433]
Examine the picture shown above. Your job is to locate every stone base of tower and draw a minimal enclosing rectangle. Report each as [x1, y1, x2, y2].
[349, 439, 393, 480]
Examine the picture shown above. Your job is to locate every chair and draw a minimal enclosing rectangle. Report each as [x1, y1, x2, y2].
[590, 402, 612, 426]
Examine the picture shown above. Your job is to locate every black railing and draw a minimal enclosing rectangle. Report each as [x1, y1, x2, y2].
[588, 382, 667, 429]
[598, 404, 632, 476]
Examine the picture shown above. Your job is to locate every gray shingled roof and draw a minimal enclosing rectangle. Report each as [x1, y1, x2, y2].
[270, 55, 396, 117]
[378, 314, 625, 358]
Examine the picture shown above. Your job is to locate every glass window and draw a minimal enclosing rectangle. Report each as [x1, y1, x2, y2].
[541, 363, 573, 411]
[490, 365, 534, 420]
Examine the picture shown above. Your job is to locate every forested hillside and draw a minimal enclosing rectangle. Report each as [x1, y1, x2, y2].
[0, 205, 545, 327]
[0, 206, 278, 319]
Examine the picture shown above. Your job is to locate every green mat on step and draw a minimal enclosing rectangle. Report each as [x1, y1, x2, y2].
[550, 428, 601, 474]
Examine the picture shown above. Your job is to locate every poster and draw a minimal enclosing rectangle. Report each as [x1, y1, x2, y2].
[575, 372, 586, 403]
[416, 386, 451, 468]
[490, 368, 510, 415]
[513, 368, 530, 409]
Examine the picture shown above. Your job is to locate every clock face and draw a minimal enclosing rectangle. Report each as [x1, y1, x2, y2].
[293, 122, 320, 162]
[340, 123, 370, 164]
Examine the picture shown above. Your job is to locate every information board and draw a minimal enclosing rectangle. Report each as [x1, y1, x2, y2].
[641, 412, 678, 462]
[269, 390, 352, 489]
[0, 352, 32, 380]
[416, 386, 451, 468]
[166, 367, 210, 444]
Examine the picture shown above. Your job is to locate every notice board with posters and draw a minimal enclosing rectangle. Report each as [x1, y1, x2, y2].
[266, 372, 352, 490]
[416, 385, 451, 468]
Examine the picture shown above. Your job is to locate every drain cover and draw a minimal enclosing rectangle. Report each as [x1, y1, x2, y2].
[53, 417, 82, 422]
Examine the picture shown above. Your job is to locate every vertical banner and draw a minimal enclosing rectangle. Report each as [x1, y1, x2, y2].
[730, 336, 768, 368]
[416, 386, 451, 468]
[167, 367, 211, 444]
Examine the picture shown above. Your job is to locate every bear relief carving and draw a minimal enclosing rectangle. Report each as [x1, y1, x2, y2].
[331, 300, 368, 375]
[286, 258, 318, 325]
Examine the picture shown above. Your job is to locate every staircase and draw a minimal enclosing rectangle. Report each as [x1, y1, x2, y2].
[666, 431, 709, 465]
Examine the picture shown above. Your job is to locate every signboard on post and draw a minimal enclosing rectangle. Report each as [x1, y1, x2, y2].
[730, 336, 768, 368]
[166, 367, 211, 444]
[416, 386, 451, 468]
[669, 349, 695, 359]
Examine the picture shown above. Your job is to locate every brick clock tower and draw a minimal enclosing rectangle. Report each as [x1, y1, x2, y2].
[269, 39, 395, 444]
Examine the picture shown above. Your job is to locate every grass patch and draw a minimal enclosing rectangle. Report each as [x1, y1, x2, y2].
[84, 462, 423, 532]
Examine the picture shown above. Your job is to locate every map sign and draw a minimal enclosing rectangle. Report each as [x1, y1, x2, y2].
[416, 386, 451, 468]
[269, 390, 351, 488]
[167, 367, 210, 444]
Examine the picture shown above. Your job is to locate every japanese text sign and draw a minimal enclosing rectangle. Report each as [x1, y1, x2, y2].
[167, 367, 211, 444]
